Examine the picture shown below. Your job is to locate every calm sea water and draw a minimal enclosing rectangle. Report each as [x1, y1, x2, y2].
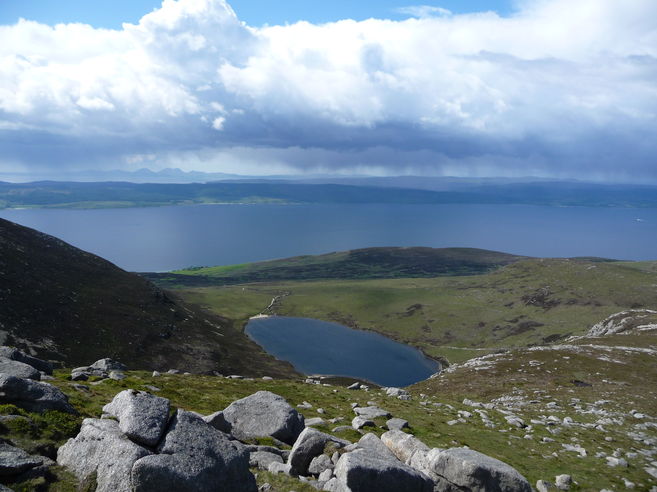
[1, 203, 656, 271]
[246, 316, 439, 386]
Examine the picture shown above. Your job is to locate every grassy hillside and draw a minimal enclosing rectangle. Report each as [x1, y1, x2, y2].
[0, 218, 297, 378]
[146, 247, 524, 286]
[162, 258, 657, 364]
[4, 325, 656, 491]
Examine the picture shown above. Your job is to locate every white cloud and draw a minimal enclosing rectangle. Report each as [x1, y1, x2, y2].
[0, 0, 656, 180]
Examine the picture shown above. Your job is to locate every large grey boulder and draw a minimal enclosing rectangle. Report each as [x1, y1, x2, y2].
[332, 449, 434, 492]
[381, 430, 430, 464]
[57, 418, 153, 492]
[0, 347, 53, 374]
[0, 374, 75, 414]
[423, 447, 532, 492]
[288, 427, 350, 475]
[0, 442, 43, 476]
[131, 410, 257, 492]
[356, 433, 398, 461]
[102, 390, 170, 447]
[0, 358, 41, 380]
[222, 391, 305, 445]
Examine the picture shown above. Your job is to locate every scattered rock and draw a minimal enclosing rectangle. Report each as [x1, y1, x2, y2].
[90, 358, 127, 373]
[109, 371, 126, 381]
[288, 427, 349, 475]
[0, 374, 75, 414]
[268, 462, 295, 476]
[0, 347, 53, 374]
[223, 391, 305, 445]
[352, 416, 375, 430]
[102, 390, 170, 447]
[332, 449, 433, 492]
[386, 418, 409, 431]
[0, 358, 41, 380]
[347, 383, 361, 390]
[250, 451, 284, 471]
[203, 410, 232, 434]
[308, 454, 334, 476]
[381, 430, 429, 464]
[0, 442, 43, 476]
[353, 406, 391, 419]
[536, 479, 556, 491]
[305, 417, 326, 427]
[422, 447, 532, 492]
[555, 474, 572, 490]
[152, 371, 161, 377]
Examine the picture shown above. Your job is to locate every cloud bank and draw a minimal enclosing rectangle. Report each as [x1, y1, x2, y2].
[1, 0, 657, 180]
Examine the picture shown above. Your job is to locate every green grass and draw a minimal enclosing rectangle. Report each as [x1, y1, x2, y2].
[167, 258, 657, 364]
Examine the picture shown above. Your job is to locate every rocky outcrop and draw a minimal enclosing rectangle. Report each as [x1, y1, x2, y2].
[57, 418, 153, 492]
[102, 390, 170, 447]
[58, 396, 257, 492]
[71, 358, 127, 382]
[132, 410, 257, 492]
[0, 346, 53, 375]
[222, 391, 305, 445]
[0, 374, 75, 414]
[588, 309, 657, 337]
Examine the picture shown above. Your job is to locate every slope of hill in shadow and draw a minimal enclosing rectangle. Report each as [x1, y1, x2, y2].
[0, 218, 296, 377]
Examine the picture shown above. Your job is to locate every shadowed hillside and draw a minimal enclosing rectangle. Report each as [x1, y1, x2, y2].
[0, 218, 296, 377]
[146, 247, 525, 287]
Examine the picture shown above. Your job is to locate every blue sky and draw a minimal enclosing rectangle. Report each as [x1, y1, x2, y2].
[0, 1, 515, 28]
[1, 0, 656, 181]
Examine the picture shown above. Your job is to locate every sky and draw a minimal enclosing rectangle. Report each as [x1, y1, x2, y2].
[0, 0, 656, 180]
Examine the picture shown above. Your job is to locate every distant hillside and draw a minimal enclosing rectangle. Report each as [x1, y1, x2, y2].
[2, 180, 657, 209]
[145, 247, 525, 287]
[0, 218, 296, 377]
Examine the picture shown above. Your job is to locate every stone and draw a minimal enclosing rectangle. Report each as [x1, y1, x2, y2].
[250, 451, 284, 470]
[0, 358, 41, 380]
[109, 371, 126, 380]
[131, 410, 257, 492]
[308, 454, 334, 476]
[268, 462, 295, 476]
[606, 456, 628, 467]
[288, 428, 350, 475]
[381, 430, 430, 464]
[347, 383, 361, 390]
[352, 416, 375, 430]
[306, 417, 326, 427]
[0, 374, 75, 414]
[102, 390, 170, 447]
[319, 468, 334, 482]
[505, 416, 526, 428]
[223, 391, 305, 445]
[203, 410, 232, 434]
[0, 347, 53, 374]
[152, 371, 161, 377]
[555, 474, 572, 490]
[385, 387, 410, 398]
[57, 418, 152, 492]
[0, 442, 43, 476]
[536, 480, 556, 491]
[353, 406, 391, 419]
[423, 447, 532, 492]
[90, 358, 127, 372]
[70, 370, 90, 381]
[386, 418, 409, 431]
[332, 426, 353, 433]
[356, 433, 397, 461]
[333, 449, 433, 492]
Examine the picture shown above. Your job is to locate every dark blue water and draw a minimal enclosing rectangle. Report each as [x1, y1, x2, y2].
[245, 316, 439, 386]
[1, 203, 656, 271]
